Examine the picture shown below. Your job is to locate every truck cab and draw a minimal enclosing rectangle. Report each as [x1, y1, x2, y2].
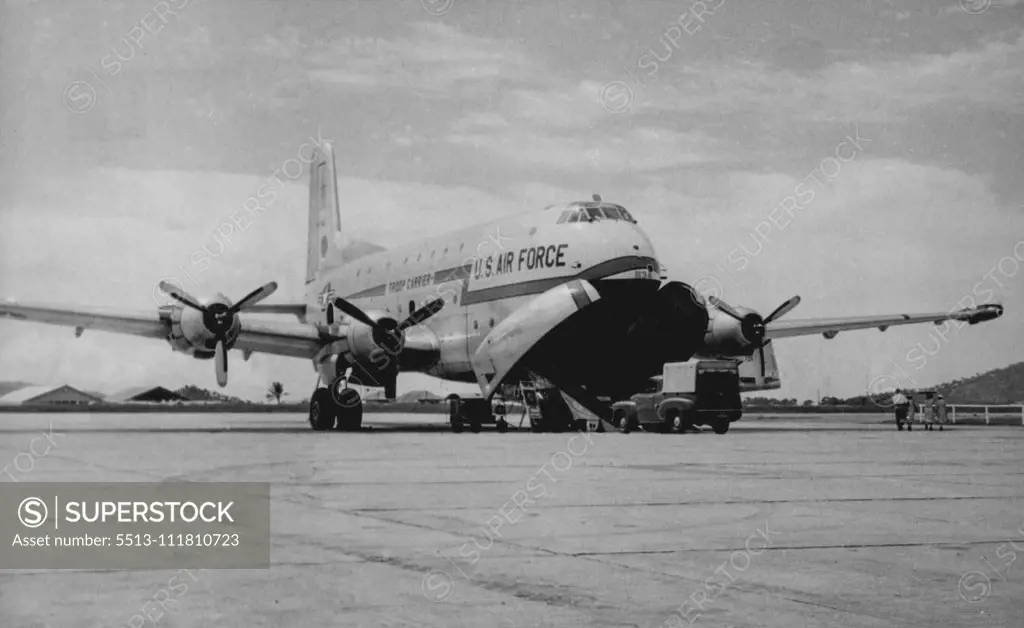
[611, 359, 742, 434]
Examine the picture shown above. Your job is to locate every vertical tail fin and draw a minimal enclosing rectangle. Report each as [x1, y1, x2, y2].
[306, 141, 342, 284]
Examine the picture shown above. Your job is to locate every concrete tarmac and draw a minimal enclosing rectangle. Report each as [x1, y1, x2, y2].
[1, 412, 1021, 627]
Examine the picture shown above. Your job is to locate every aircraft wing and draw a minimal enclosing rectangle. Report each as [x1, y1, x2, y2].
[0, 301, 327, 359]
[764, 304, 1004, 340]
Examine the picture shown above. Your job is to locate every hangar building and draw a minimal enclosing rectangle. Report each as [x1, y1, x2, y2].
[0, 385, 103, 405]
[106, 386, 187, 403]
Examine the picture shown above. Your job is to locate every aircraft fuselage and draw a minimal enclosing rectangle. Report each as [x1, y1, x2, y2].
[306, 204, 686, 398]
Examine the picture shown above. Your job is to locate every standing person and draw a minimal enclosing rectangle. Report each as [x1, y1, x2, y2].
[922, 394, 935, 431]
[906, 393, 915, 431]
[892, 388, 909, 431]
[935, 395, 948, 431]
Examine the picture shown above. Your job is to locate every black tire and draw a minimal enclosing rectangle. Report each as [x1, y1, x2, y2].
[334, 388, 362, 431]
[451, 420, 464, 433]
[711, 420, 730, 435]
[617, 413, 631, 434]
[336, 403, 363, 432]
[664, 410, 684, 434]
[470, 419, 482, 433]
[496, 418, 508, 433]
[309, 389, 335, 431]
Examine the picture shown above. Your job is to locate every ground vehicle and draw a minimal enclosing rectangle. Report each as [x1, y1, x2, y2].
[610, 359, 742, 434]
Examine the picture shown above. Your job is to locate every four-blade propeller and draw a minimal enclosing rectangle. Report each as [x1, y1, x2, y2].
[708, 295, 801, 375]
[332, 294, 445, 398]
[158, 280, 278, 387]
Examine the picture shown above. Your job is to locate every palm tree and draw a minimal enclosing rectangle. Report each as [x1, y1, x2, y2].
[266, 381, 286, 404]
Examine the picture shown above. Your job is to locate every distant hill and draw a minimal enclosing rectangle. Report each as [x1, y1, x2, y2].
[932, 362, 1024, 404]
[0, 381, 33, 397]
[831, 361, 1024, 406]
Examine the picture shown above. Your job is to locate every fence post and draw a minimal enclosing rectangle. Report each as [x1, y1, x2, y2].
[985, 406, 990, 425]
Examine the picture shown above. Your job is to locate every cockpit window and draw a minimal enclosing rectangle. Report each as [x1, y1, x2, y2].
[557, 203, 637, 224]
[602, 206, 623, 220]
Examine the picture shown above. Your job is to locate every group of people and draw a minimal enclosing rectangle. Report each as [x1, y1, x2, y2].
[891, 389, 947, 431]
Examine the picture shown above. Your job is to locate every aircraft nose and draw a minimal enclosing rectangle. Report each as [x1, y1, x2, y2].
[628, 222, 660, 270]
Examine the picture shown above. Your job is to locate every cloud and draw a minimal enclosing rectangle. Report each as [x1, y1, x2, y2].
[0, 165, 542, 399]
[303, 22, 540, 94]
[635, 31, 1024, 123]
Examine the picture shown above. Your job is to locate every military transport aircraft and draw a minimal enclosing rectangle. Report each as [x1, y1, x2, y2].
[0, 142, 1005, 432]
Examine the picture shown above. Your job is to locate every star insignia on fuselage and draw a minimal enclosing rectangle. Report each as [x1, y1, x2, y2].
[317, 282, 335, 311]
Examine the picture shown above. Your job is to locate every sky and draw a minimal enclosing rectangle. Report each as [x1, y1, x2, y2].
[0, 0, 1022, 402]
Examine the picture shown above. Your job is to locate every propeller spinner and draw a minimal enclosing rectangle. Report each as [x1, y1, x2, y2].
[159, 280, 278, 387]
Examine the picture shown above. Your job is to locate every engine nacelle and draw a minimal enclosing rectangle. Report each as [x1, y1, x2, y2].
[161, 295, 241, 359]
[330, 311, 408, 386]
[702, 306, 761, 356]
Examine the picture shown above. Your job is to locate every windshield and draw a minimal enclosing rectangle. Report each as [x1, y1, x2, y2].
[557, 203, 637, 224]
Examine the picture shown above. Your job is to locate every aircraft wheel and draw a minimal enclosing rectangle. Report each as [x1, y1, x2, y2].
[309, 389, 336, 431]
[711, 421, 730, 435]
[470, 419, 482, 433]
[496, 418, 509, 433]
[451, 420, 464, 433]
[334, 388, 363, 431]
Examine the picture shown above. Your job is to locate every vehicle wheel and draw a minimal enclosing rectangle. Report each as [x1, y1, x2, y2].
[309, 389, 336, 431]
[470, 419, 482, 433]
[496, 418, 508, 433]
[451, 420, 464, 433]
[617, 413, 631, 434]
[908, 424, 912, 431]
[664, 411, 684, 434]
[596, 420, 606, 433]
[711, 421, 730, 435]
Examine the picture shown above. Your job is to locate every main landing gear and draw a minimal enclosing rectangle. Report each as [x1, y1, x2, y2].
[308, 378, 363, 432]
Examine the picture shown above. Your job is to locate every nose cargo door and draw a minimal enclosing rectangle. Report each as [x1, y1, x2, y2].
[470, 279, 601, 399]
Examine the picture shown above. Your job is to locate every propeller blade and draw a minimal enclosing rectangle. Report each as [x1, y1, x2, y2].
[214, 340, 228, 388]
[229, 281, 279, 313]
[332, 297, 380, 330]
[398, 298, 445, 331]
[708, 296, 744, 321]
[764, 296, 801, 324]
[158, 281, 205, 312]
